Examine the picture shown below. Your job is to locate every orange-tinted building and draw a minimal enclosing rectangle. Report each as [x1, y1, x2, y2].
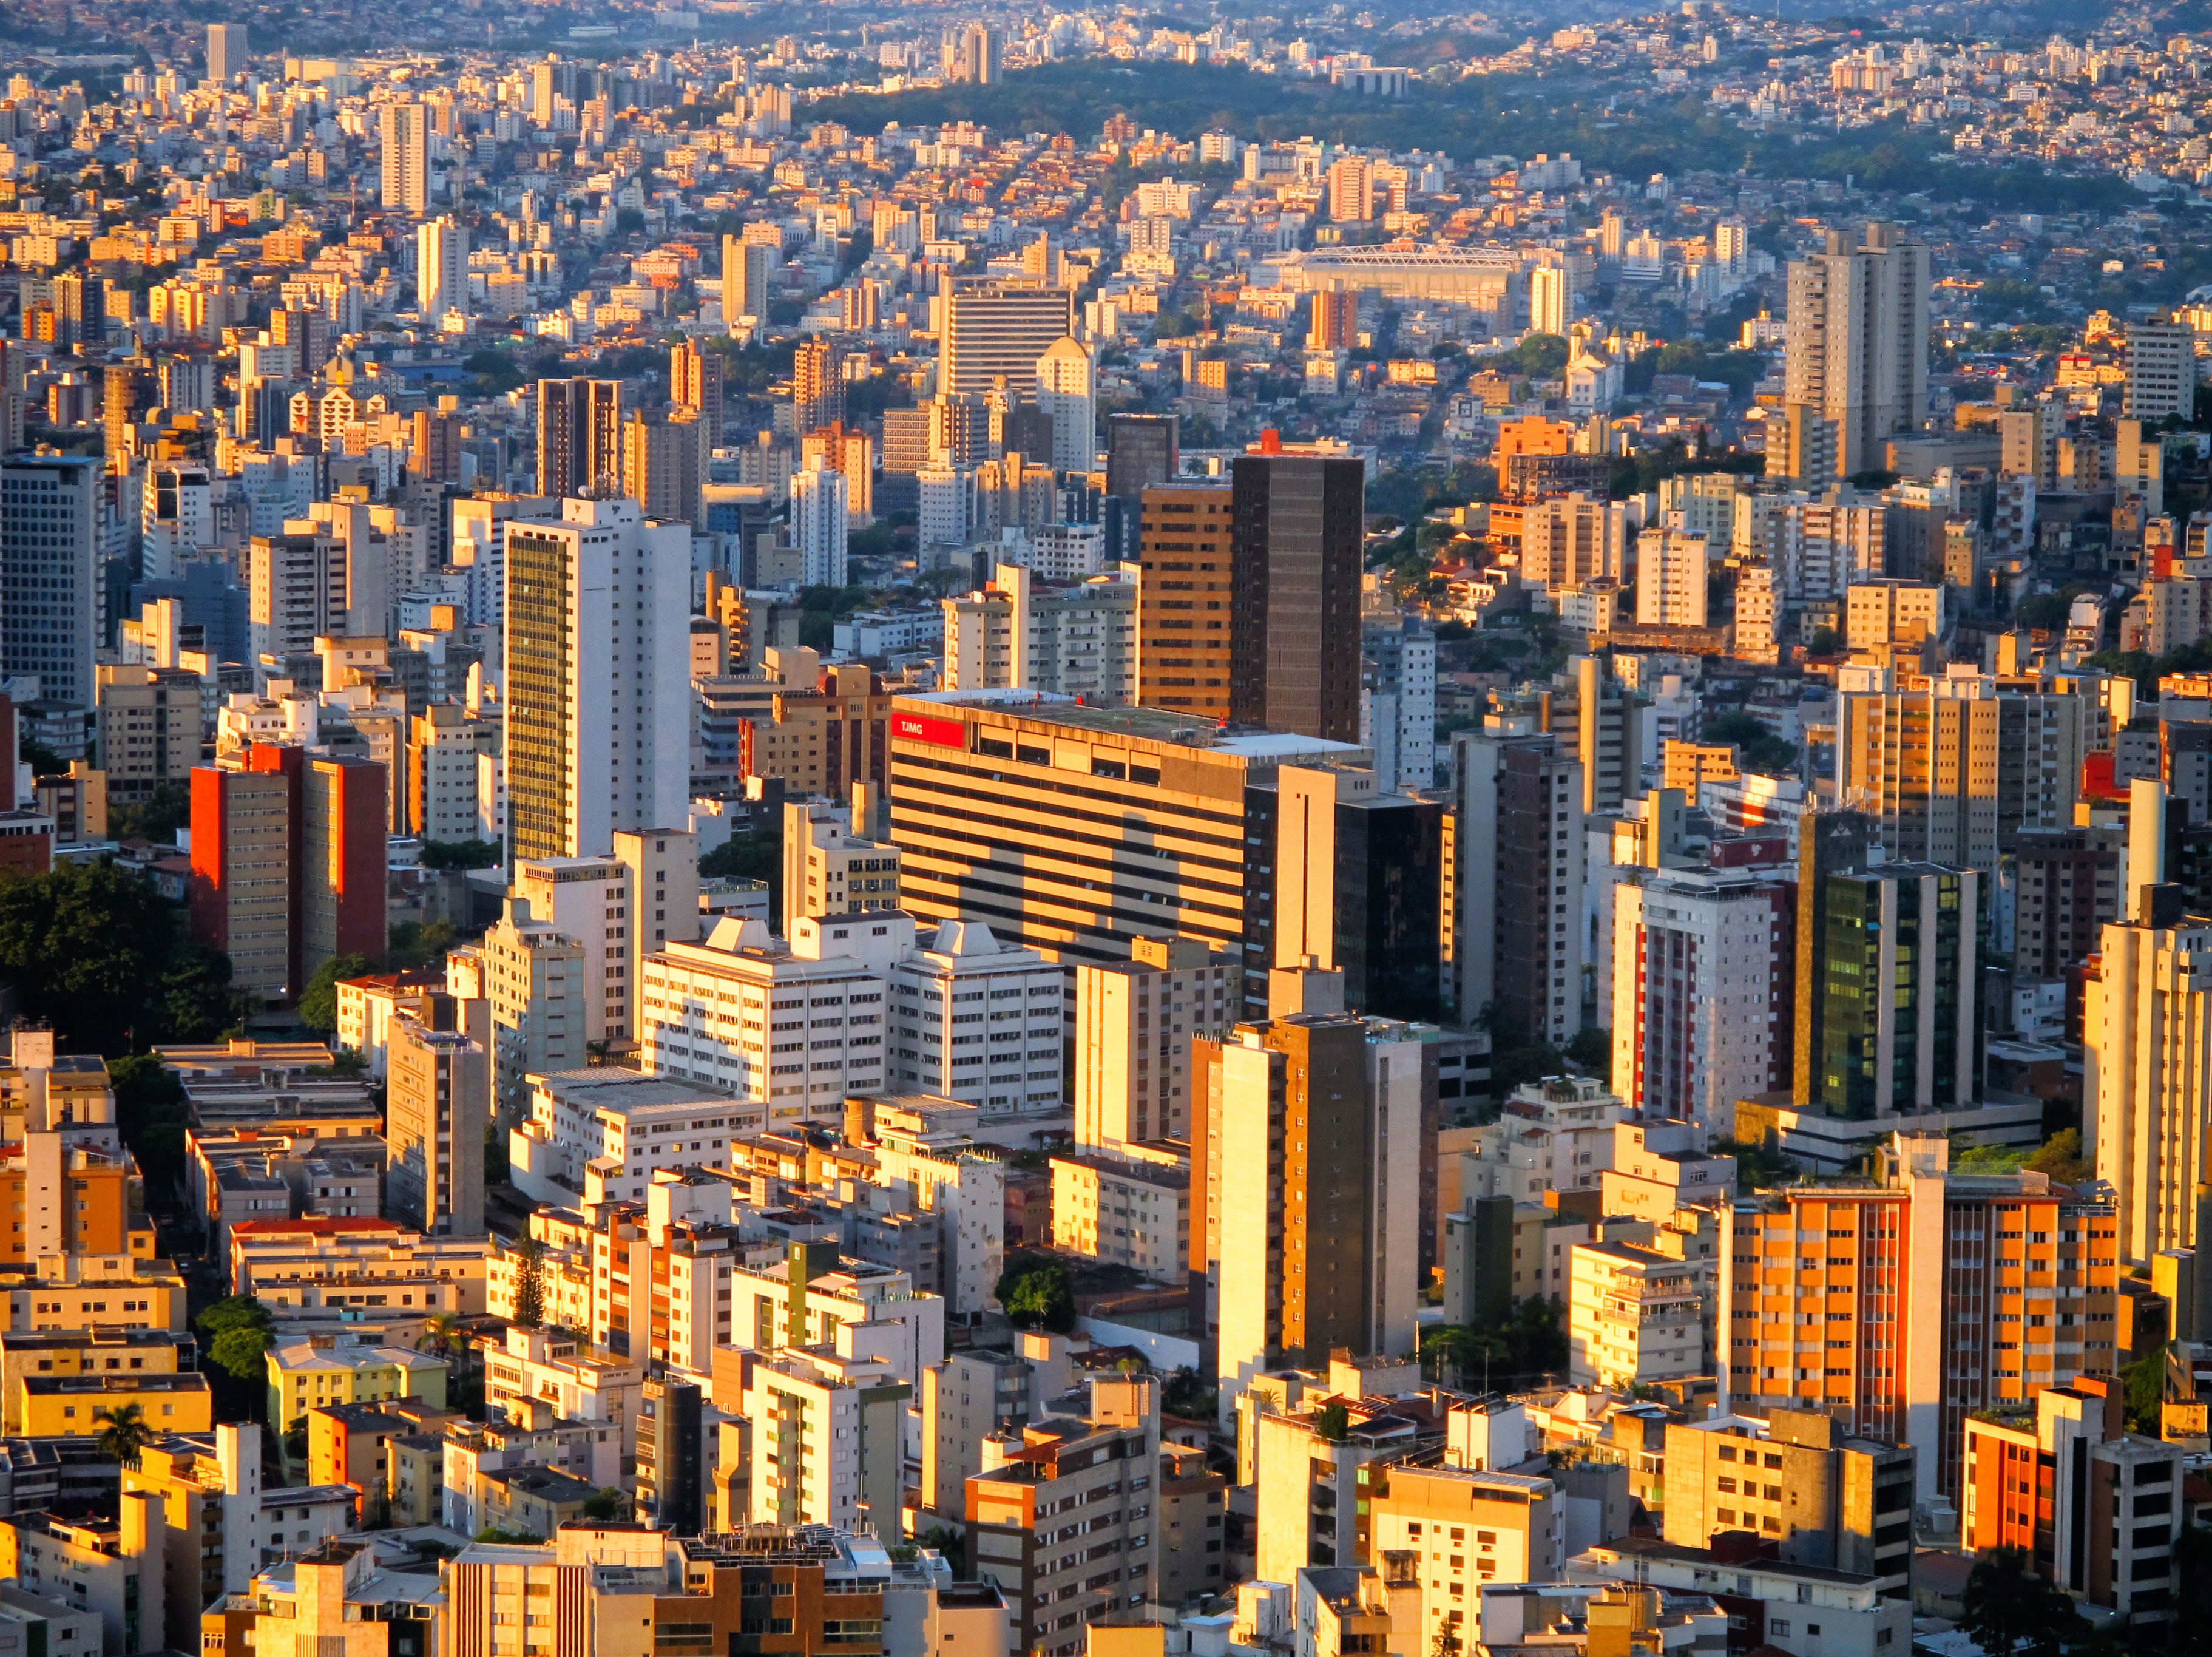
[1134, 480, 1232, 720]
[1722, 1132, 2119, 1503]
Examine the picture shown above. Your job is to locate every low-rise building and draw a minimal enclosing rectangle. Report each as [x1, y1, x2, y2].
[1049, 1153, 1189, 1280]
[266, 1340, 448, 1432]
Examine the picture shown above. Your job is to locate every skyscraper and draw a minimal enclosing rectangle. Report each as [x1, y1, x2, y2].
[953, 22, 1003, 83]
[385, 993, 489, 1237]
[1530, 263, 1571, 336]
[416, 215, 468, 321]
[942, 282, 1075, 396]
[669, 336, 720, 432]
[1135, 479, 1231, 720]
[1198, 1012, 1424, 1410]
[1106, 412, 1179, 558]
[2086, 915, 2212, 1265]
[791, 339, 842, 435]
[720, 234, 773, 330]
[1074, 935, 1241, 1151]
[2125, 317, 2195, 422]
[206, 22, 246, 84]
[790, 459, 850, 587]
[378, 101, 430, 215]
[0, 456, 99, 711]
[620, 410, 706, 527]
[1450, 728, 1586, 1045]
[1228, 444, 1364, 744]
[502, 498, 691, 862]
[1033, 336, 1096, 473]
[1782, 221, 1930, 479]
[535, 377, 622, 498]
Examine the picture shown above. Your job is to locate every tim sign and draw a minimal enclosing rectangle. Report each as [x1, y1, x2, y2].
[892, 712, 967, 749]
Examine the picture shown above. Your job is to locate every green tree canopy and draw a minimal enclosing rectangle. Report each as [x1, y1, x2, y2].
[1958, 1546, 2088, 1657]
[995, 1254, 1077, 1333]
[297, 952, 375, 1032]
[1311, 1401, 1351, 1443]
[197, 1296, 277, 1384]
[0, 861, 243, 1054]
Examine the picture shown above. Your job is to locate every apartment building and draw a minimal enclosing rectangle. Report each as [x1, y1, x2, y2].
[479, 1326, 643, 1454]
[1359, 1462, 1566, 1657]
[965, 1375, 1162, 1657]
[921, 1347, 1034, 1521]
[508, 1068, 762, 1208]
[1577, 1540, 1910, 1657]
[266, 1341, 449, 1429]
[740, 1346, 910, 1531]
[1074, 935, 1242, 1151]
[1720, 1133, 2120, 1499]
[783, 793, 902, 927]
[2086, 917, 2212, 1264]
[1049, 1153, 1189, 1279]
[1135, 480, 1233, 720]
[888, 920, 1064, 1113]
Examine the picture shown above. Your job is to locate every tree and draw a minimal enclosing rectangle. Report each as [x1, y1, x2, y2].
[475, 1525, 547, 1544]
[513, 1238, 547, 1329]
[198, 1296, 277, 1384]
[994, 1254, 1076, 1332]
[1311, 1401, 1351, 1443]
[1422, 1322, 1509, 1391]
[1958, 1545, 2087, 1657]
[417, 839, 504, 871]
[1161, 1366, 1216, 1421]
[417, 1312, 468, 1371]
[1563, 1027, 1609, 1072]
[581, 1487, 631, 1520]
[2024, 1128, 2092, 1186]
[296, 952, 374, 1032]
[2122, 1343, 2170, 1433]
[0, 860, 245, 1054]
[94, 1401, 151, 1463]
[2176, 1525, 2212, 1657]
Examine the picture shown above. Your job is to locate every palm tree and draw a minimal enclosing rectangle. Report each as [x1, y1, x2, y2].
[418, 1311, 468, 1374]
[94, 1402, 151, 1465]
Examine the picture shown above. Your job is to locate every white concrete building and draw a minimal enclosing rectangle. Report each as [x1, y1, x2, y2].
[507, 1067, 765, 1208]
[888, 920, 1064, 1116]
[1034, 336, 1097, 473]
[1635, 528, 1710, 627]
[790, 458, 849, 587]
[1459, 1075, 1629, 1204]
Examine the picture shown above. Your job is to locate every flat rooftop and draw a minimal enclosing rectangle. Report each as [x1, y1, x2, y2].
[893, 690, 1366, 758]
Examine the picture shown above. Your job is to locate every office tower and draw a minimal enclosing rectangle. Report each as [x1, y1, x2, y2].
[535, 378, 621, 500]
[1612, 867, 1796, 1134]
[887, 691, 1361, 971]
[378, 102, 430, 215]
[507, 833, 695, 1047]
[1782, 222, 1930, 479]
[1229, 446, 1364, 744]
[1836, 679, 2087, 867]
[1517, 493, 1627, 595]
[2086, 917, 2212, 1265]
[1326, 155, 1374, 222]
[669, 336, 720, 430]
[942, 282, 1075, 396]
[1449, 728, 1586, 1045]
[385, 993, 488, 1236]
[1254, 764, 1445, 1021]
[1106, 413, 1179, 507]
[790, 458, 850, 586]
[1530, 263, 1570, 336]
[1, 459, 98, 714]
[1723, 1131, 2120, 1500]
[1960, 1378, 2183, 1628]
[791, 339, 842, 435]
[502, 498, 690, 862]
[1634, 527, 1709, 626]
[638, 913, 898, 1123]
[1134, 480, 1231, 718]
[1200, 1014, 1422, 1405]
[720, 234, 773, 329]
[188, 744, 387, 1002]
[964, 1375, 1158, 1657]
[620, 409, 706, 527]
[1359, 618, 1437, 792]
[206, 22, 246, 83]
[1033, 336, 1096, 473]
[1074, 935, 1241, 1151]
[416, 215, 467, 320]
[2125, 317, 2195, 422]
[782, 793, 899, 927]
[888, 920, 1066, 1111]
[1662, 1410, 1914, 1593]
[799, 422, 873, 523]
[1806, 861, 1980, 1117]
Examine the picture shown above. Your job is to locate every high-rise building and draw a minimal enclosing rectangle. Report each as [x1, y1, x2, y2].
[206, 22, 246, 83]
[1805, 861, 1980, 1117]
[384, 992, 488, 1237]
[1199, 1013, 1424, 1406]
[2012, 825, 2125, 978]
[1836, 679, 2087, 867]
[1105, 413, 1179, 560]
[377, 102, 430, 215]
[1074, 935, 1242, 1151]
[535, 378, 621, 499]
[800, 421, 873, 523]
[1253, 764, 1445, 1022]
[782, 791, 901, 928]
[1135, 479, 1232, 720]
[952, 22, 1003, 83]
[1359, 618, 1438, 793]
[887, 690, 1362, 971]
[791, 339, 842, 435]
[2086, 916, 2212, 1266]
[1449, 728, 1586, 1045]
[1782, 222, 1930, 479]
[942, 283, 1075, 397]
[481, 897, 587, 1122]
[720, 234, 774, 330]
[1635, 528, 1710, 626]
[502, 497, 690, 862]
[1229, 446, 1364, 744]
[1612, 866, 1796, 1134]
[1517, 493, 1628, 595]
[669, 336, 720, 432]
[1722, 1131, 2120, 1500]
[888, 919, 1066, 1112]
[1530, 263, 1571, 337]
[416, 215, 467, 320]
[1033, 336, 1096, 474]
[620, 409, 706, 528]
[790, 458, 850, 586]
[0, 457, 99, 712]
[1326, 155, 1374, 223]
[2125, 317, 2196, 422]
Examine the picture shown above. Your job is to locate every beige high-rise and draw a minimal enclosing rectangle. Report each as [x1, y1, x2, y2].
[1074, 935, 1240, 1151]
[1782, 222, 1930, 478]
